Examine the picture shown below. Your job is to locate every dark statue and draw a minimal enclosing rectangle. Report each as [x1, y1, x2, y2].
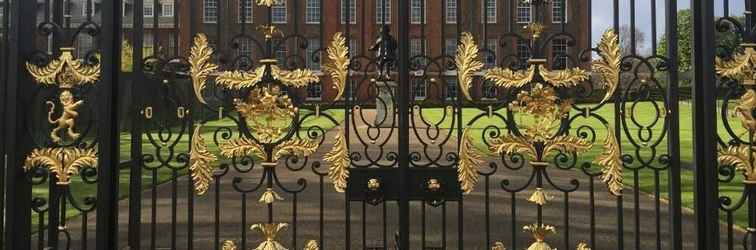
[369, 25, 397, 80]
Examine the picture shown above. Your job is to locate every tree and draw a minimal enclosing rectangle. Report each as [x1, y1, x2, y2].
[618, 25, 647, 56]
[658, 9, 743, 73]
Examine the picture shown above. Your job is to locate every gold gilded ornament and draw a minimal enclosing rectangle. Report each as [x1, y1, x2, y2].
[220, 137, 266, 159]
[576, 242, 591, 250]
[303, 240, 319, 250]
[190, 124, 218, 195]
[716, 44, 756, 83]
[23, 147, 98, 185]
[25, 47, 100, 88]
[256, 0, 281, 7]
[527, 188, 552, 206]
[271, 138, 319, 162]
[458, 128, 485, 194]
[485, 65, 537, 89]
[251, 223, 289, 250]
[594, 129, 623, 196]
[538, 65, 590, 88]
[216, 63, 318, 90]
[455, 32, 484, 101]
[46, 91, 84, 142]
[235, 86, 298, 143]
[259, 188, 284, 204]
[718, 145, 756, 184]
[733, 89, 756, 132]
[324, 130, 350, 192]
[523, 224, 556, 250]
[223, 240, 238, 250]
[188, 34, 219, 104]
[323, 33, 350, 101]
[491, 242, 506, 250]
[258, 25, 284, 40]
[593, 29, 621, 104]
[525, 22, 546, 39]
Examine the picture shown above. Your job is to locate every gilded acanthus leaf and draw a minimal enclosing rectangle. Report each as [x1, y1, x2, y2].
[323, 32, 349, 101]
[489, 135, 538, 160]
[273, 66, 320, 88]
[216, 68, 264, 90]
[324, 130, 350, 192]
[455, 32, 484, 101]
[593, 29, 621, 104]
[189, 34, 219, 104]
[219, 137, 266, 160]
[485, 65, 537, 89]
[593, 129, 623, 196]
[271, 138, 319, 162]
[25, 48, 101, 87]
[222, 240, 237, 250]
[543, 135, 592, 157]
[259, 188, 284, 204]
[251, 223, 289, 250]
[303, 240, 319, 250]
[491, 242, 506, 250]
[576, 242, 591, 250]
[527, 188, 552, 206]
[538, 65, 590, 88]
[459, 128, 485, 194]
[716, 47, 756, 80]
[718, 145, 756, 183]
[256, 0, 280, 7]
[24, 147, 98, 185]
[190, 124, 218, 196]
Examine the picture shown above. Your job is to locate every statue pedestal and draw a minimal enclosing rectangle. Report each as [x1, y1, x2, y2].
[374, 81, 397, 128]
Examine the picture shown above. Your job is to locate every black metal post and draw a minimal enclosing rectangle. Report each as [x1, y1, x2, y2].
[128, 0, 146, 248]
[397, 0, 411, 248]
[665, 1, 683, 249]
[690, 0, 720, 249]
[96, 0, 122, 249]
[3, 0, 36, 249]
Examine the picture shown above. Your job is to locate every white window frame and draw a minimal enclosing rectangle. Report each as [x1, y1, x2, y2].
[445, 0, 457, 24]
[482, 80, 498, 100]
[239, 0, 253, 23]
[307, 82, 323, 100]
[376, 0, 391, 24]
[272, 1, 287, 24]
[341, 0, 356, 24]
[481, 0, 496, 24]
[306, 39, 321, 70]
[305, 0, 320, 24]
[413, 78, 427, 99]
[552, 0, 567, 23]
[162, 1, 175, 17]
[516, 2, 531, 24]
[81, 0, 97, 16]
[144, 0, 155, 17]
[203, 0, 218, 23]
[552, 38, 569, 69]
[410, 0, 425, 24]
[484, 39, 497, 67]
[446, 78, 458, 100]
[517, 39, 531, 66]
[445, 38, 457, 57]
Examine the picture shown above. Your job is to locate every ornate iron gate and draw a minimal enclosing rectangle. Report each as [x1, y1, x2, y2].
[3, 0, 756, 249]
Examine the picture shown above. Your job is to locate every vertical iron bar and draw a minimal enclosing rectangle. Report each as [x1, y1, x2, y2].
[3, 0, 36, 248]
[664, 0, 682, 249]
[690, 0, 720, 249]
[96, 0, 123, 248]
[128, 0, 146, 248]
[397, 0, 411, 248]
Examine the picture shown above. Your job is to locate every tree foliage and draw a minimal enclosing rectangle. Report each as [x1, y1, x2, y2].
[658, 9, 743, 73]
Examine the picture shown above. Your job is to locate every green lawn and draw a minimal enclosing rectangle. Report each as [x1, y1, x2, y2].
[30, 103, 752, 230]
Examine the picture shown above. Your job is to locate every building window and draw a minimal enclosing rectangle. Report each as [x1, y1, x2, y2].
[445, 0, 457, 24]
[446, 78, 458, 100]
[445, 38, 457, 57]
[235, 38, 254, 58]
[410, 38, 427, 65]
[275, 41, 288, 65]
[76, 35, 94, 59]
[552, 39, 568, 69]
[482, 80, 498, 99]
[516, 2, 531, 24]
[376, 0, 391, 24]
[413, 79, 426, 99]
[306, 39, 321, 70]
[239, 0, 253, 23]
[168, 34, 177, 56]
[81, 0, 97, 16]
[162, 1, 175, 17]
[144, 0, 155, 17]
[349, 39, 359, 58]
[484, 39, 497, 67]
[307, 82, 322, 99]
[144, 32, 155, 57]
[341, 0, 356, 24]
[552, 0, 566, 23]
[481, 0, 496, 23]
[272, 1, 287, 24]
[411, 0, 425, 24]
[517, 39, 531, 67]
[305, 0, 320, 24]
[204, 0, 218, 23]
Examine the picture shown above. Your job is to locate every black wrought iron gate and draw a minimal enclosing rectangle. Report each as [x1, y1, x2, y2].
[3, 0, 756, 249]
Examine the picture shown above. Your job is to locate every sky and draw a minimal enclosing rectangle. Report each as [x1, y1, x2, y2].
[590, 1, 746, 54]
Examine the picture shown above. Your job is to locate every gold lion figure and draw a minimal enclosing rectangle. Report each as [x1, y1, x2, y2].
[48, 90, 83, 143]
